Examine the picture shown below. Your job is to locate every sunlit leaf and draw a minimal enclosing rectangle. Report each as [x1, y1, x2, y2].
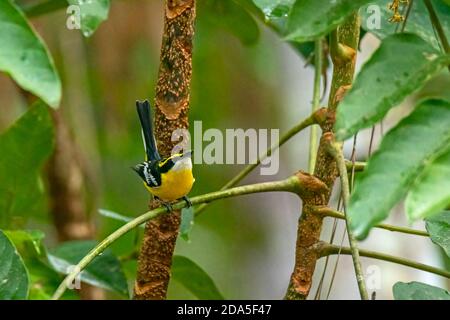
[348, 99, 450, 240]
[172, 255, 224, 300]
[0, 0, 61, 107]
[335, 33, 450, 141]
[393, 281, 450, 300]
[0, 103, 54, 228]
[426, 211, 450, 257]
[48, 240, 129, 297]
[0, 230, 29, 299]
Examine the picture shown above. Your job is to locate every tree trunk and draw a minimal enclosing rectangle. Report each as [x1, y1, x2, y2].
[134, 0, 196, 300]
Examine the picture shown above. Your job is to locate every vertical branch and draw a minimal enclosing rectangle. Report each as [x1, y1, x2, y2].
[47, 110, 93, 242]
[134, 0, 196, 300]
[285, 13, 360, 300]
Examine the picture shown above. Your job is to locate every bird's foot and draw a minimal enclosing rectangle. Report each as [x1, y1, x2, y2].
[155, 196, 174, 212]
[161, 201, 173, 212]
[182, 196, 193, 208]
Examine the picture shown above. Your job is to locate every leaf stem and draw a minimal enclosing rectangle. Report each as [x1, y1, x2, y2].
[314, 207, 429, 237]
[321, 243, 450, 279]
[308, 39, 323, 173]
[51, 175, 304, 299]
[327, 139, 369, 300]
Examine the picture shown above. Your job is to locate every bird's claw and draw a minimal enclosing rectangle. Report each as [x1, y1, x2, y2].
[161, 201, 173, 212]
[182, 196, 193, 208]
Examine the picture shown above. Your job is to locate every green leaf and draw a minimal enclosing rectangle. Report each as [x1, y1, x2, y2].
[393, 281, 450, 300]
[67, 0, 110, 37]
[48, 240, 129, 297]
[0, 103, 54, 228]
[285, 0, 372, 42]
[0, 0, 61, 107]
[252, 0, 294, 31]
[248, 0, 324, 65]
[179, 207, 194, 242]
[201, 0, 259, 46]
[361, 0, 450, 51]
[172, 255, 224, 300]
[335, 33, 450, 141]
[426, 211, 450, 257]
[406, 148, 450, 220]
[348, 99, 450, 240]
[5, 230, 77, 300]
[0, 230, 29, 299]
[4, 230, 45, 258]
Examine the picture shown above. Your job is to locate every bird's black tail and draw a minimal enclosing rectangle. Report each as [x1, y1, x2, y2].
[136, 100, 160, 161]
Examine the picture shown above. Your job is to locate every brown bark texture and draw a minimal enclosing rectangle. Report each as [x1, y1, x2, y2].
[285, 14, 360, 300]
[134, 0, 196, 300]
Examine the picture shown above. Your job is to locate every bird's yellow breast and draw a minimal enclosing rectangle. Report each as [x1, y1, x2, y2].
[145, 168, 194, 201]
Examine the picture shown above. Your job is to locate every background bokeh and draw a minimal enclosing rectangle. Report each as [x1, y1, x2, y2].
[0, 0, 449, 299]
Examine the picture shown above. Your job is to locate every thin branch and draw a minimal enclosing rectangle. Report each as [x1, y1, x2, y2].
[345, 160, 366, 172]
[424, 0, 450, 54]
[327, 139, 369, 300]
[321, 243, 450, 279]
[285, 12, 360, 300]
[194, 108, 326, 217]
[308, 39, 323, 173]
[51, 174, 309, 300]
[314, 207, 429, 237]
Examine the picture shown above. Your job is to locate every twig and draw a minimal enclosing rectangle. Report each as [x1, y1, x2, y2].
[308, 39, 323, 173]
[314, 207, 429, 237]
[51, 174, 314, 300]
[327, 139, 369, 300]
[321, 243, 450, 279]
